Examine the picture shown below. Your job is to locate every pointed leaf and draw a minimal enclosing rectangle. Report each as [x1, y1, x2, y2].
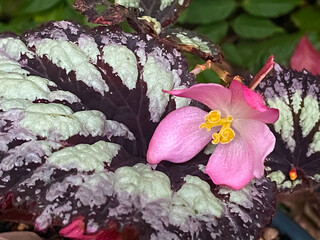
[137, 0, 192, 28]
[161, 29, 223, 61]
[196, 22, 229, 43]
[178, 0, 236, 24]
[242, 0, 302, 18]
[232, 14, 283, 39]
[18, 0, 61, 14]
[73, 0, 191, 29]
[291, 6, 320, 32]
[256, 64, 320, 191]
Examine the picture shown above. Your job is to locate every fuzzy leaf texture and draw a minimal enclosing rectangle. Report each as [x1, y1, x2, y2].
[256, 64, 320, 192]
[160, 29, 224, 61]
[72, 0, 223, 61]
[73, 0, 191, 28]
[0, 21, 276, 239]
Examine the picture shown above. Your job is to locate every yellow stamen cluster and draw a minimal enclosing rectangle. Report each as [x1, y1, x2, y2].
[200, 110, 235, 145]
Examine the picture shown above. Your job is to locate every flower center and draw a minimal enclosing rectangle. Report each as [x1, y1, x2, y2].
[200, 110, 235, 145]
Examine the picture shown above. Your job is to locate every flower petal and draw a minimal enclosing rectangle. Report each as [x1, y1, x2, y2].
[205, 119, 276, 190]
[147, 106, 214, 164]
[290, 36, 320, 76]
[164, 83, 231, 114]
[229, 80, 279, 123]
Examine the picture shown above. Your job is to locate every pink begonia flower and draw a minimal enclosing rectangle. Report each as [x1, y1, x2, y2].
[147, 80, 279, 190]
[290, 36, 320, 76]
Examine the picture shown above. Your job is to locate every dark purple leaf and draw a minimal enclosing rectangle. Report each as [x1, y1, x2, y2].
[137, 0, 191, 28]
[73, 0, 132, 26]
[11, 154, 277, 239]
[0, 21, 276, 239]
[72, 0, 223, 61]
[73, 0, 191, 29]
[160, 29, 224, 61]
[256, 64, 320, 192]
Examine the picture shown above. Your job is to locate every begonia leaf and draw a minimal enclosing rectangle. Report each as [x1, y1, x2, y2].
[73, 0, 132, 26]
[0, 21, 276, 239]
[137, 0, 191, 28]
[160, 29, 224, 61]
[73, 0, 191, 29]
[256, 64, 320, 192]
[72, 0, 222, 61]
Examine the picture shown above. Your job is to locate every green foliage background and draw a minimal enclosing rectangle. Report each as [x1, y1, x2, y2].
[177, 0, 320, 82]
[0, 0, 85, 33]
[0, 0, 320, 83]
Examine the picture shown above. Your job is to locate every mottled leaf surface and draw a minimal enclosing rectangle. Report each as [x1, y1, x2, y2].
[256, 64, 320, 191]
[73, 0, 191, 28]
[137, 0, 191, 28]
[72, 0, 222, 62]
[0, 21, 276, 239]
[161, 29, 224, 61]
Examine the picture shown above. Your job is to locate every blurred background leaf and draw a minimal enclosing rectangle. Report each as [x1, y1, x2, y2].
[175, 0, 320, 82]
[17, 0, 61, 14]
[242, 0, 303, 17]
[0, 0, 85, 33]
[178, 0, 236, 24]
[196, 22, 229, 43]
[291, 6, 320, 31]
[232, 14, 283, 39]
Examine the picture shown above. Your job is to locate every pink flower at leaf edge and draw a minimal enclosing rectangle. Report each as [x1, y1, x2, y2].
[290, 36, 320, 76]
[147, 80, 279, 190]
